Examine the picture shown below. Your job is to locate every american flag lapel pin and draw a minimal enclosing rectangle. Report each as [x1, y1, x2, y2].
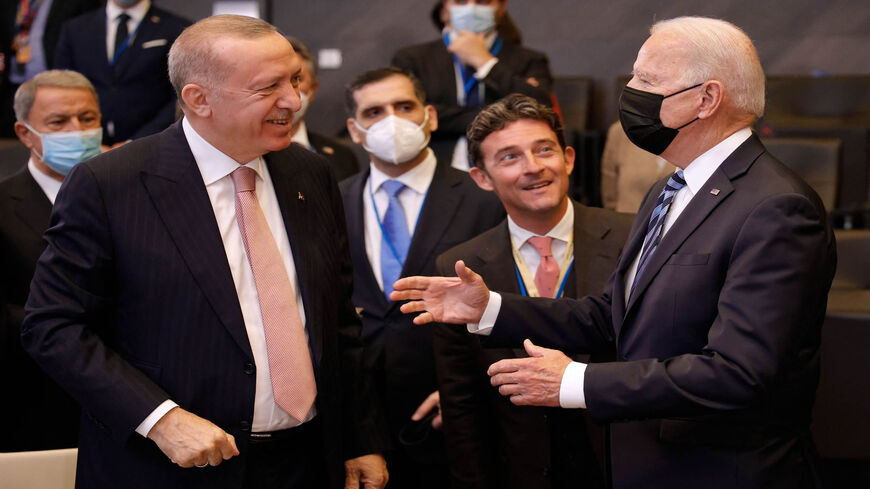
[298, 191, 305, 202]
[710, 188, 721, 196]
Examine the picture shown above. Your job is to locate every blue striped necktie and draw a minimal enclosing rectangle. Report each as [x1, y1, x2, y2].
[630, 170, 686, 295]
[380, 180, 411, 299]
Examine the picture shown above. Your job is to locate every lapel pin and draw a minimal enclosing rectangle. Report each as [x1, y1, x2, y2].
[151, 15, 160, 23]
[322, 146, 335, 155]
[710, 188, 721, 196]
[298, 191, 305, 202]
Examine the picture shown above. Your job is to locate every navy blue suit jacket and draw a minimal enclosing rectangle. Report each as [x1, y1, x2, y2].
[54, 6, 189, 144]
[22, 121, 377, 489]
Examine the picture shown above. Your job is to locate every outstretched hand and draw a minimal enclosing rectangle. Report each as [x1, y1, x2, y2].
[390, 260, 490, 325]
[487, 339, 572, 407]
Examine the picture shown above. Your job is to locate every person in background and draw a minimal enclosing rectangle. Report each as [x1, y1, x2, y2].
[287, 36, 360, 182]
[600, 121, 674, 213]
[0, 0, 100, 137]
[0, 69, 102, 452]
[341, 66, 504, 488]
[434, 94, 631, 489]
[53, 0, 190, 147]
[393, 0, 552, 170]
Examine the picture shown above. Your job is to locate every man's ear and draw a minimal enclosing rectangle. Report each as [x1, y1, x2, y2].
[13, 121, 36, 150]
[425, 105, 438, 133]
[180, 83, 213, 118]
[697, 80, 724, 120]
[347, 118, 364, 145]
[469, 166, 495, 191]
[563, 146, 575, 177]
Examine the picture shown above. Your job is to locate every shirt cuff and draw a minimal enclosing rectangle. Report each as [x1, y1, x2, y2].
[559, 361, 587, 409]
[475, 57, 499, 79]
[135, 400, 179, 437]
[467, 291, 501, 336]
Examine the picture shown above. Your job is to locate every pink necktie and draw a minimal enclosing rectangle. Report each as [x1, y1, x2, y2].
[528, 236, 559, 299]
[231, 166, 316, 422]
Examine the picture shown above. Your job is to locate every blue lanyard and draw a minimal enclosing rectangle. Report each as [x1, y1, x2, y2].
[368, 177, 428, 265]
[442, 33, 503, 98]
[110, 15, 142, 67]
[514, 261, 573, 299]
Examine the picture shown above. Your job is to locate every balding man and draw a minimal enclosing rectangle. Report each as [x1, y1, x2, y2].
[393, 17, 836, 489]
[22, 15, 386, 489]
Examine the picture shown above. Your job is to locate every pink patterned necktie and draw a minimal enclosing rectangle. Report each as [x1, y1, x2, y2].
[528, 236, 559, 299]
[231, 166, 316, 422]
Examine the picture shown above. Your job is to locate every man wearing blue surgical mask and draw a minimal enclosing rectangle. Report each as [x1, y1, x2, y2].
[341, 67, 504, 489]
[393, 0, 553, 170]
[0, 69, 102, 451]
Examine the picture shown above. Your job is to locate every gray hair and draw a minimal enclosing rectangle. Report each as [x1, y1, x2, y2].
[286, 36, 317, 82]
[168, 15, 278, 105]
[651, 16, 765, 118]
[14, 70, 98, 122]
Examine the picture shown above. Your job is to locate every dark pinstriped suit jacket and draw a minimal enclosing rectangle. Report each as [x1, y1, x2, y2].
[21, 121, 377, 489]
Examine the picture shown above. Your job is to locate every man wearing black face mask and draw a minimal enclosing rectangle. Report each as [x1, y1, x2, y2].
[392, 16, 836, 489]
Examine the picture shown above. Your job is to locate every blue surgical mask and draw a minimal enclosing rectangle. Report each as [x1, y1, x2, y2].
[25, 123, 103, 175]
[449, 4, 497, 34]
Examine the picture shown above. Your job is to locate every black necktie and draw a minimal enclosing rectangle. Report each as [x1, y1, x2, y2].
[113, 13, 130, 61]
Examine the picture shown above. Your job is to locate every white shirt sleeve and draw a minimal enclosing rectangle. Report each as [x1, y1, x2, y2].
[135, 400, 179, 437]
[559, 361, 587, 409]
[466, 291, 501, 336]
[474, 57, 499, 79]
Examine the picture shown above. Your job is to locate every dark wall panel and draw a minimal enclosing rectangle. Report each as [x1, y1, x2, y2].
[154, 0, 870, 135]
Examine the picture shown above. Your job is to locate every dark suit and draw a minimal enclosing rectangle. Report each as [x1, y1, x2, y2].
[488, 135, 836, 489]
[433, 200, 633, 489]
[0, 167, 79, 451]
[306, 131, 360, 182]
[21, 121, 376, 488]
[392, 40, 552, 160]
[0, 0, 101, 137]
[339, 162, 504, 488]
[53, 5, 189, 144]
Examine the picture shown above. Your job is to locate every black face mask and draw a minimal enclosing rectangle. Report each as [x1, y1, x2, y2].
[618, 83, 703, 155]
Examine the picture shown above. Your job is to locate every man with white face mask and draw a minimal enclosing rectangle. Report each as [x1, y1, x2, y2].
[0, 69, 103, 451]
[393, 0, 552, 170]
[287, 36, 360, 181]
[341, 67, 504, 489]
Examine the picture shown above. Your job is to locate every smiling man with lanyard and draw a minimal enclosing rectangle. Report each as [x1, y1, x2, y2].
[53, 0, 189, 147]
[432, 94, 632, 489]
[393, 0, 552, 170]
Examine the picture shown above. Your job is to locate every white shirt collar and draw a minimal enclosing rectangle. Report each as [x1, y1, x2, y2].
[27, 158, 62, 204]
[681, 126, 752, 195]
[368, 148, 437, 196]
[182, 117, 263, 186]
[290, 121, 311, 150]
[507, 198, 574, 246]
[106, 0, 151, 24]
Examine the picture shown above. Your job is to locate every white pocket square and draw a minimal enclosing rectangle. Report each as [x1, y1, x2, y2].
[142, 39, 168, 49]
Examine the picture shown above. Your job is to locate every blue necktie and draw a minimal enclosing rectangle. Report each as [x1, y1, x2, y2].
[630, 170, 686, 294]
[464, 65, 481, 107]
[380, 180, 411, 299]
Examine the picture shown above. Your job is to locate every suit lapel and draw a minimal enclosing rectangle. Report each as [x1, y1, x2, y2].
[113, 6, 157, 77]
[624, 135, 765, 317]
[401, 164, 463, 279]
[477, 221, 521, 296]
[10, 171, 52, 239]
[432, 42, 460, 104]
[140, 122, 252, 359]
[571, 200, 619, 297]
[266, 151, 323, 367]
[344, 169, 391, 313]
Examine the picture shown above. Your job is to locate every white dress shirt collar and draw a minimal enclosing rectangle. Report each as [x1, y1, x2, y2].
[368, 148, 437, 197]
[681, 126, 753, 195]
[27, 158, 62, 205]
[183, 117, 263, 185]
[507, 198, 574, 246]
[290, 121, 312, 150]
[106, 0, 151, 24]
